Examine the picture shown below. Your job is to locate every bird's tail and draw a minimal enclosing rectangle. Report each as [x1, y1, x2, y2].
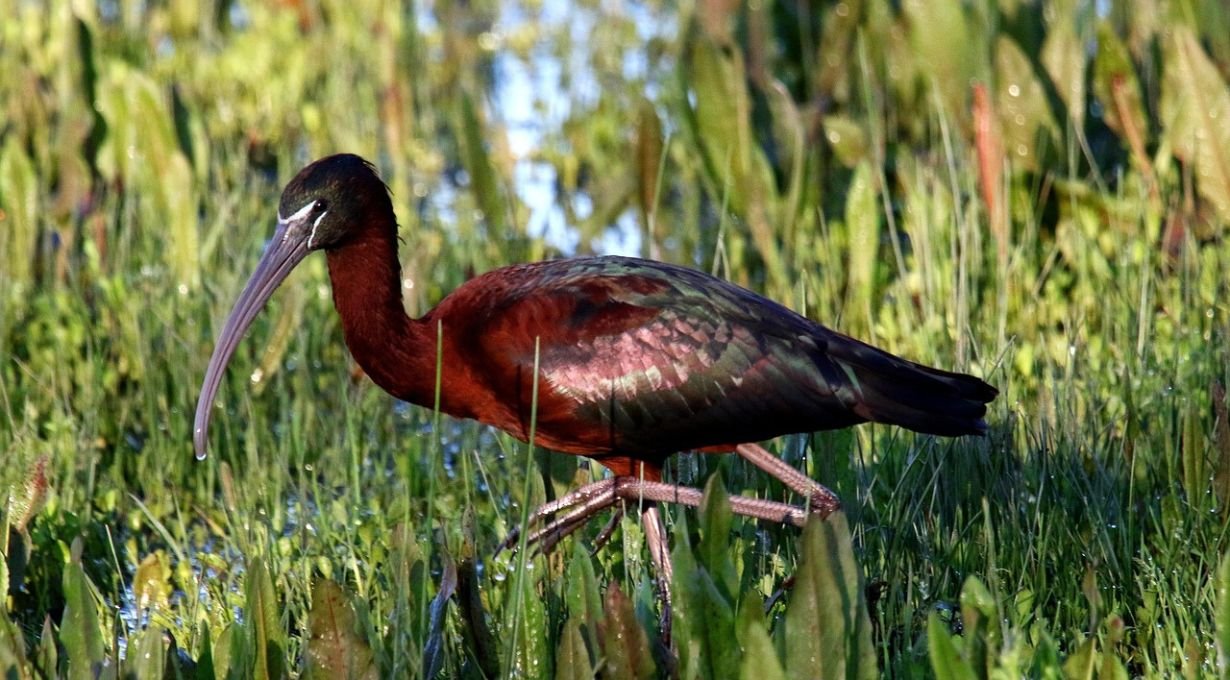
[829, 333, 998, 437]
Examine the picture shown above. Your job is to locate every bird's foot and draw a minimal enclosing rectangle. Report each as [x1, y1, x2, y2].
[495, 478, 620, 558]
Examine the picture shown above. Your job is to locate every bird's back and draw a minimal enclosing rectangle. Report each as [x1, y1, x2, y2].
[426, 256, 996, 457]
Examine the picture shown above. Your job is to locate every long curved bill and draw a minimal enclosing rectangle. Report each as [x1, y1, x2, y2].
[194, 217, 311, 459]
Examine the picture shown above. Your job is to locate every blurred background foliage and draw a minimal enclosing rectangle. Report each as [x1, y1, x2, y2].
[3, 0, 1230, 676]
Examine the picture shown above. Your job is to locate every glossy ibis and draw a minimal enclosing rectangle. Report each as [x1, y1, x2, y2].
[194, 154, 997, 618]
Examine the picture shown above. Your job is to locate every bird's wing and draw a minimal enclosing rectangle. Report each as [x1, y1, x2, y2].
[465, 258, 865, 455]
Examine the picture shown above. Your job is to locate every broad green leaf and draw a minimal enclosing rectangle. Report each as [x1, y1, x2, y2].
[457, 557, 499, 679]
[1180, 403, 1205, 508]
[959, 576, 999, 677]
[1214, 382, 1230, 514]
[1163, 25, 1230, 223]
[671, 509, 736, 680]
[928, 614, 978, 680]
[305, 580, 377, 680]
[785, 514, 876, 680]
[0, 139, 38, 289]
[737, 605, 784, 680]
[814, 0, 864, 103]
[600, 583, 655, 680]
[1062, 638, 1096, 680]
[0, 610, 30, 679]
[698, 474, 737, 599]
[502, 558, 549, 680]
[683, 35, 787, 290]
[95, 59, 199, 289]
[422, 558, 456, 679]
[1217, 551, 1230, 675]
[903, 0, 974, 123]
[1092, 22, 1148, 153]
[686, 34, 750, 210]
[763, 78, 807, 227]
[133, 551, 171, 613]
[127, 624, 166, 679]
[244, 557, 285, 680]
[824, 115, 869, 169]
[61, 544, 105, 680]
[458, 91, 509, 239]
[36, 617, 56, 679]
[213, 624, 236, 680]
[1040, 0, 1087, 126]
[195, 624, 215, 680]
[636, 97, 664, 241]
[845, 161, 879, 335]
[554, 618, 594, 680]
[995, 36, 1059, 172]
[669, 516, 703, 680]
[565, 547, 603, 651]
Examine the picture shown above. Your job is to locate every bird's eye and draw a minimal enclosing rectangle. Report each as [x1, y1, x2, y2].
[314, 200, 329, 215]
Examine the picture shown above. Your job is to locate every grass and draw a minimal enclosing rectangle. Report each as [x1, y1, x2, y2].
[2, 0, 1230, 677]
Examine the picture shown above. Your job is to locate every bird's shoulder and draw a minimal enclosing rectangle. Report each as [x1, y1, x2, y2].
[442, 255, 808, 340]
[437, 256, 829, 405]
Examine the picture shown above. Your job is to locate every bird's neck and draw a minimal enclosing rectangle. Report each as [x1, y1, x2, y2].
[325, 226, 439, 406]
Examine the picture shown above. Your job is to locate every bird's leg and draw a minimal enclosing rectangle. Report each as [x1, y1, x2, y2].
[502, 472, 817, 556]
[735, 443, 841, 517]
[640, 503, 673, 642]
[498, 478, 618, 554]
[589, 506, 626, 554]
[610, 477, 808, 527]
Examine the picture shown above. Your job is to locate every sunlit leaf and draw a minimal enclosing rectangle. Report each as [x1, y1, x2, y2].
[1093, 22, 1148, 160]
[1040, 0, 1087, 127]
[133, 551, 171, 613]
[1163, 25, 1230, 223]
[305, 580, 378, 680]
[554, 618, 594, 680]
[0, 139, 39, 289]
[903, 0, 974, 123]
[738, 604, 784, 680]
[1063, 638, 1096, 680]
[636, 97, 664, 247]
[127, 624, 166, 679]
[785, 514, 876, 680]
[600, 583, 655, 680]
[824, 115, 869, 169]
[995, 36, 1059, 171]
[845, 161, 879, 335]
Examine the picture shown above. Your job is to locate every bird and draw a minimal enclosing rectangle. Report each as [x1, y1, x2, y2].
[194, 153, 997, 623]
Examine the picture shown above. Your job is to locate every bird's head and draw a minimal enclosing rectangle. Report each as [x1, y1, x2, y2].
[276, 153, 392, 251]
[193, 154, 391, 460]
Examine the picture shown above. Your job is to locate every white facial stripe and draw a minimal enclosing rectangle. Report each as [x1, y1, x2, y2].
[276, 200, 319, 244]
[279, 200, 317, 224]
[307, 211, 329, 248]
